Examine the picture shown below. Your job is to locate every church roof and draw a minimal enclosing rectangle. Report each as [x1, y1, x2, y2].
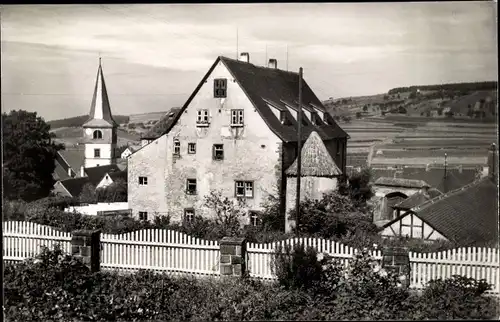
[286, 131, 342, 177]
[83, 59, 117, 128]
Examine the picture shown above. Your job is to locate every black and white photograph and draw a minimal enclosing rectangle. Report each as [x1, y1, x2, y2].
[2, 2, 499, 321]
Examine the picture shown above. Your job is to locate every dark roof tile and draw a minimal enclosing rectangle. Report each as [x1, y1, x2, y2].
[84, 164, 121, 186]
[141, 56, 348, 142]
[59, 177, 90, 197]
[412, 177, 498, 246]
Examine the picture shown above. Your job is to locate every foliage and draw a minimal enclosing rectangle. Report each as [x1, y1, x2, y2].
[96, 178, 128, 202]
[271, 243, 323, 291]
[79, 183, 98, 204]
[3, 110, 65, 202]
[387, 81, 497, 95]
[203, 190, 246, 237]
[338, 167, 374, 207]
[355, 111, 362, 119]
[4, 245, 498, 321]
[411, 275, 498, 320]
[289, 190, 378, 242]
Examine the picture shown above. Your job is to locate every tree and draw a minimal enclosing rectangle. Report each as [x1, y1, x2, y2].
[96, 178, 127, 202]
[362, 105, 368, 112]
[203, 190, 246, 236]
[79, 183, 97, 204]
[338, 167, 374, 208]
[437, 108, 443, 116]
[355, 112, 362, 119]
[2, 110, 64, 202]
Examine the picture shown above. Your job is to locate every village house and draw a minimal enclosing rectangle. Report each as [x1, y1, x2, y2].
[369, 163, 480, 227]
[128, 53, 348, 223]
[52, 59, 128, 199]
[379, 143, 498, 246]
[120, 146, 140, 159]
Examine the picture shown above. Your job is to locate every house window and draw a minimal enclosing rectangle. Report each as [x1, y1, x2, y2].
[139, 211, 148, 221]
[184, 208, 195, 223]
[186, 179, 197, 195]
[93, 130, 103, 139]
[235, 181, 254, 198]
[214, 78, 227, 98]
[173, 139, 180, 155]
[188, 143, 196, 154]
[139, 176, 148, 185]
[231, 109, 244, 126]
[213, 144, 224, 160]
[94, 148, 101, 158]
[197, 110, 209, 125]
[249, 211, 260, 227]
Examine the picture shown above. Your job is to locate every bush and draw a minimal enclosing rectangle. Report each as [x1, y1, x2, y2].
[412, 275, 498, 320]
[4, 245, 498, 321]
[272, 243, 323, 291]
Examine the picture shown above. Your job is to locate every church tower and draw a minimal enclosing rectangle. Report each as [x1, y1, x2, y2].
[83, 58, 118, 168]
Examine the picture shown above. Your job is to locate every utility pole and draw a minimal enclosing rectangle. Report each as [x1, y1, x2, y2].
[295, 67, 303, 234]
[444, 153, 448, 178]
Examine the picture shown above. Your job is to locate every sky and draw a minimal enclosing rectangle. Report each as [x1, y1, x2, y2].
[1, 3, 497, 121]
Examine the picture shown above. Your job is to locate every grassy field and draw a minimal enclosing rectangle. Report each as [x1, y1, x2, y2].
[342, 116, 497, 169]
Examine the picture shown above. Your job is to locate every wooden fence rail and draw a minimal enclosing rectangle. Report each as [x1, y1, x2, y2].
[3, 221, 499, 294]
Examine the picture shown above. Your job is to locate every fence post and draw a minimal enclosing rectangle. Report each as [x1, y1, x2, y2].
[219, 237, 246, 277]
[71, 230, 101, 272]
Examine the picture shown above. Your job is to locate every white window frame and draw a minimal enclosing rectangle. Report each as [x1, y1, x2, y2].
[196, 110, 209, 126]
[231, 109, 244, 126]
[94, 148, 101, 158]
[173, 139, 181, 155]
[235, 180, 254, 198]
[250, 212, 260, 227]
[139, 176, 148, 186]
[184, 208, 195, 223]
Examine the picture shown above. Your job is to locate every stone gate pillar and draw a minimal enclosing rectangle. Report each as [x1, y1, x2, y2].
[71, 230, 101, 272]
[219, 237, 247, 277]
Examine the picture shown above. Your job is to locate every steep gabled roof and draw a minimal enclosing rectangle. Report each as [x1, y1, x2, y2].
[141, 56, 348, 142]
[141, 107, 182, 139]
[83, 59, 117, 128]
[108, 170, 128, 182]
[58, 177, 90, 198]
[400, 167, 478, 194]
[84, 164, 121, 186]
[409, 177, 498, 247]
[286, 131, 342, 177]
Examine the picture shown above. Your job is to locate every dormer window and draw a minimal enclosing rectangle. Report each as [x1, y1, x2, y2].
[93, 130, 103, 139]
[231, 109, 244, 126]
[197, 109, 209, 126]
[214, 78, 227, 98]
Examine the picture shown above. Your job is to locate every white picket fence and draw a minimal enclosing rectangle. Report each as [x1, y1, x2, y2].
[247, 237, 381, 279]
[3, 221, 72, 262]
[100, 229, 220, 276]
[3, 221, 499, 294]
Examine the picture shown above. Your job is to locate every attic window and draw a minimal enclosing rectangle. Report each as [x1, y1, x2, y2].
[214, 78, 227, 98]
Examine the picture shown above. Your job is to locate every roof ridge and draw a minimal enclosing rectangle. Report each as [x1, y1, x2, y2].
[219, 55, 299, 75]
[414, 176, 489, 212]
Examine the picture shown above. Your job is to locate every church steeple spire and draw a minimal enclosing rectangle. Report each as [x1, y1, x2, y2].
[83, 58, 117, 128]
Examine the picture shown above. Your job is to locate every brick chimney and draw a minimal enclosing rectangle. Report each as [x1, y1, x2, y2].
[239, 52, 249, 63]
[268, 58, 277, 69]
[487, 143, 498, 179]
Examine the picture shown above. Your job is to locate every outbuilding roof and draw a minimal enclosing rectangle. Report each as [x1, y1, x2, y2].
[286, 131, 342, 177]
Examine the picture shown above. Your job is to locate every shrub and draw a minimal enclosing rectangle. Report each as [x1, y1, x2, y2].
[271, 242, 323, 291]
[412, 275, 498, 320]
